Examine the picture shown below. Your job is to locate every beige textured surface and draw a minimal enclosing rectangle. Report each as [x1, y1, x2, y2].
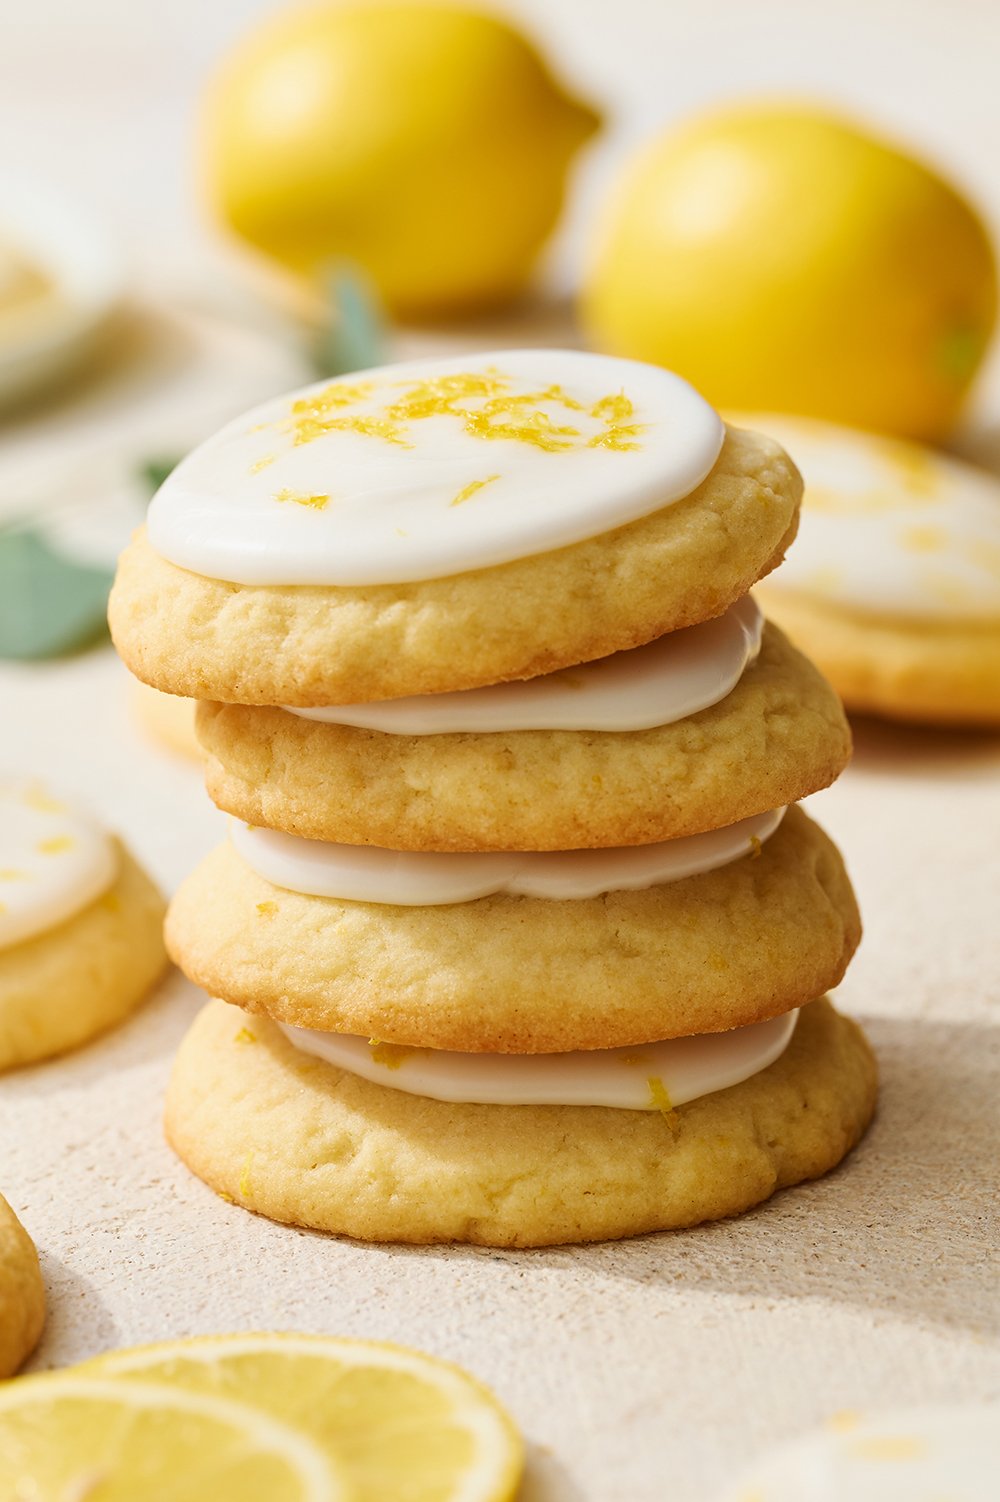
[757, 588, 1000, 726]
[165, 806, 860, 1052]
[0, 1195, 45, 1376]
[197, 624, 851, 851]
[108, 428, 801, 705]
[166, 997, 876, 1247]
[0, 844, 169, 1072]
[1, 645, 998, 1502]
[4, 1, 1000, 1494]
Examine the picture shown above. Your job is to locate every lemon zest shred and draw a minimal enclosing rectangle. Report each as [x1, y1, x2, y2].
[255, 901, 278, 919]
[234, 1027, 257, 1045]
[450, 474, 500, 507]
[274, 487, 331, 511]
[37, 836, 74, 855]
[239, 1152, 254, 1199]
[368, 1039, 414, 1071]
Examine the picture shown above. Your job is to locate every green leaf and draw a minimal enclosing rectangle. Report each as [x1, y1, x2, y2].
[137, 456, 181, 494]
[313, 263, 387, 379]
[0, 527, 114, 660]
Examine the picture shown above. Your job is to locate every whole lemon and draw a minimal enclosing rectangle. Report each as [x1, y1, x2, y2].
[203, 3, 599, 318]
[583, 103, 997, 440]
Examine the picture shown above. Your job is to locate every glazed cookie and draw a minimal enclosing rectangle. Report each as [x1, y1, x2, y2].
[165, 805, 860, 1052]
[109, 353, 802, 706]
[0, 781, 168, 1070]
[0, 1196, 45, 1375]
[165, 996, 877, 1247]
[132, 682, 201, 760]
[196, 620, 850, 851]
[748, 414, 1000, 725]
[719, 1404, 1000, 1502]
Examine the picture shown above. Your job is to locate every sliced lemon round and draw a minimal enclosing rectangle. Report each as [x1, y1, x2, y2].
[91, 1332, 523, 1502]
[0, 1372, 346, 1500]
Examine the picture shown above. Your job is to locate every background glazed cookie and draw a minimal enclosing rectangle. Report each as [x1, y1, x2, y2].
[0, 1195, 45, 1375]
[0, 782, 168, 1070]
[749, 414, 1000, 724]
[197, 624, 850, 851]
[165, 807, 860, 1052]
[110, 425, 801, 705]
[165, 996, 877, 1247]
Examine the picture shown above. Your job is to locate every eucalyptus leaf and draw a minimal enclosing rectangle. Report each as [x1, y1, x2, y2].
[313, 263, 387, 379]
[0, 527, 114, 660]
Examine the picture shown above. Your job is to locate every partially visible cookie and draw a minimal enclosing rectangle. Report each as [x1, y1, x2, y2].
[0, 781, 168, 1071]
[110, 426, 801, 706]
[165, 995, 877, 1247]
[746, 413, 1000, 725]
[197, 624, 849, 851]
[0, 1196, 45, 1375]
[718, 1404, 1000, 1502]
[165, 806, 860, 1053]
[132, 682, 201, 760]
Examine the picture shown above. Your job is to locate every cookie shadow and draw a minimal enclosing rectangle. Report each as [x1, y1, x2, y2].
[25, 1252, 121, 1371]
[399, 1015, 998, 1342]
[554, 1014, 998, 1338]
[847, 714, 1000, 779]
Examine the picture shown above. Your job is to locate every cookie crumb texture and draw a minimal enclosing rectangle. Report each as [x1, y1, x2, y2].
[0, 1196, 45, 1375]
[165, 997, 877, 1247]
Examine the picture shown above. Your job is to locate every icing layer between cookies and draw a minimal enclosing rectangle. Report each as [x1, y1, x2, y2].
[147, 350, 724, 586]
[230, 807, 785, 906]
[0, 780, 118, 950]
[286, 596, 763, 734]
[746, 414, 1000, 622]
[277, 1008, 798, 1109]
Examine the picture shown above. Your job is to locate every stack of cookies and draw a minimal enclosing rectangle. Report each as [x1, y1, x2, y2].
[110, 349, 876, 1248]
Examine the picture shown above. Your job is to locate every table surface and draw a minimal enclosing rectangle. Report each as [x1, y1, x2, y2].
[2, 3, 1000, 1497]
[2, 588, 999, 1502]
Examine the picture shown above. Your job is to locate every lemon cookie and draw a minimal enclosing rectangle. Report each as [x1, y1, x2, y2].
[0, 780, 168, 1070]
[132, 682, 201, 760]
[165, 995, 876, 1246]
[109, 353, 802, 706]
[719, 1404, 1000, 1502]
[0, 1195, 45, 1375]
[196, 619, 849, 850]
[749, 415, 1000, 724]
[165, 805, 859, 1053]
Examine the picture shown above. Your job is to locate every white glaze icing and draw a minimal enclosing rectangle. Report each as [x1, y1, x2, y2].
[147, 349, 724, 586]
[742, 413, 1000, 622]
[0, 779, 118, 950]
[277, 1008, 798, 1110]
[286, 596, 763, 734]
[230, 807, 784, 907]
[718, 1403, 1000, 1502]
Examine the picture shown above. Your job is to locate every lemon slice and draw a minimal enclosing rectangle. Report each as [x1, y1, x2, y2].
[0, 1372, 347, 1500]
[91, 1332, 524, 1502]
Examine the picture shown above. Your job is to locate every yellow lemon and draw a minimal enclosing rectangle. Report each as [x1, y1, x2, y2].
[583, 102, 997, 441]
[0, 1372, 346, 1500]
[204, 3, 599, 318]
[89, 1331, 524, 1502]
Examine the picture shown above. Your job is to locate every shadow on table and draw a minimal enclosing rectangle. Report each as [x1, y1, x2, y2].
[847, 714, 1000, 779]
[26, 1251, 121, 1372]
[411, 1014, 999, 1342]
